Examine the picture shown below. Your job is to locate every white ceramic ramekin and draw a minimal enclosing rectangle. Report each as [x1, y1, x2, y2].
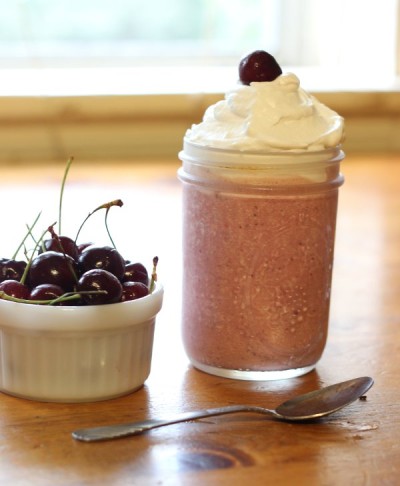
[0, 284, 163, 402]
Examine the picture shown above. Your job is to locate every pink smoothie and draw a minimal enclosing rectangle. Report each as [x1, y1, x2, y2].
[181, 175, 340, 373]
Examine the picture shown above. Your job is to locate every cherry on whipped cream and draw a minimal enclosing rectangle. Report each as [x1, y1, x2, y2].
[239, 50, 282, 85]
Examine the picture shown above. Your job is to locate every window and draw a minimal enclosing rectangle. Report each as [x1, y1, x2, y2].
[1, 0, 283, 68]
[0, 0, 399, 161]
[0, 0, 398, 94]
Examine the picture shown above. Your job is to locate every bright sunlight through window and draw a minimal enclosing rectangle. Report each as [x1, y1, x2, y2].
[0, 0, 399, 95]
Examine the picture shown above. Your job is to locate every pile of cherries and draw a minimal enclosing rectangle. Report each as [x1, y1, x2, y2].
[0, 159, 157, 306]
[0, 234, 155, 305]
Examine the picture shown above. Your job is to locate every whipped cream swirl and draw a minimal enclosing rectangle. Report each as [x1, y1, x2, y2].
[186, 73, 344, 151]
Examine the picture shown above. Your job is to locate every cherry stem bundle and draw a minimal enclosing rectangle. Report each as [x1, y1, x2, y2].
[12, 211, 42, 260]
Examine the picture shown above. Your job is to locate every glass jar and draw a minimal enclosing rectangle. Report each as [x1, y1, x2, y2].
[178, 140, 344, 380]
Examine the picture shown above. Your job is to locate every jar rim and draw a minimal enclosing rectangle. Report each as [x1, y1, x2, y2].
[180, 139, 344, 168]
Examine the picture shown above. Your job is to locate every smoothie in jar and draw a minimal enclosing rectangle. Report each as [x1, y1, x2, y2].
[178, 51, 345, 380]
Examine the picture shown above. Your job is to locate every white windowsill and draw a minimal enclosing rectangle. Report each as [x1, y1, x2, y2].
[1, 66, 400, 97]
[0, 66, 399, 162]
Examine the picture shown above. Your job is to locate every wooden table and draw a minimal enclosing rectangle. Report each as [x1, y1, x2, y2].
[0, 154, 399, 485]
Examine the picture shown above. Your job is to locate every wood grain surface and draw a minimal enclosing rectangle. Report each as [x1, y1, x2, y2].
[0, 154, 398, 485]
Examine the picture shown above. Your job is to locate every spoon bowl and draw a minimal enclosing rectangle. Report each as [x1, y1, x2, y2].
[274, 376, 373, 420]
[72, 376, 374, 442]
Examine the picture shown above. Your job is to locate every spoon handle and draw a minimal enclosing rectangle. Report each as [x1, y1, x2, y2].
[72, 405, 273, 442]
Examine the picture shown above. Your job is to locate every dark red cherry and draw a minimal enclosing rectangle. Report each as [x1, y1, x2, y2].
[77, 242, 93, 254]
[0, 280, 30, 299]
[29, 283, 65, 301]
[123, 262, 148, 285]
[0, 258, 27, 283]
[41, 236, 79, 260]
[239, 50, 282, 85]
[28, 251, 78, 291]
[78, 269, 122, 305]
[121, 281, 149, 302]
[78, 245, 125, 281]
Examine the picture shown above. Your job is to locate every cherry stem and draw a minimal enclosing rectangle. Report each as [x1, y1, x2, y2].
[149, 256, 158, 294]
[12, 211, 42, 260]
[104, 207, 117, 249]
[59, 156, 74, 235]
[26, 223, 40, 248]
[49, 290, 107, 305]
[74, 199, 123, 247]
[0, 290, 107, 306]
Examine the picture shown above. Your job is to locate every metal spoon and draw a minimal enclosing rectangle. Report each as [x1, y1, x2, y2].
[72, 376, 373, 442]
